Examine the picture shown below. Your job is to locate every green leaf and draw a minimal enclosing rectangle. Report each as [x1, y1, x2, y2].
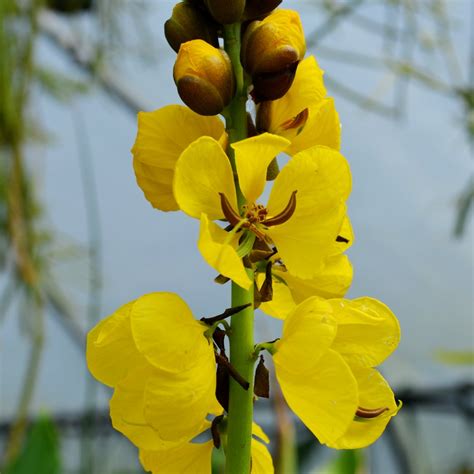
[5, 414, 61, 474]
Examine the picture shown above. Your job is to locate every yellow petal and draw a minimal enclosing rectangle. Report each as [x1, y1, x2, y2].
[251, 438, 274, 474]
[286, 98, 341, 155]
[139, 440, 214, 474]
[252, 422, 270, 444]
[330, 215, 354, 255]
[132, 105, 225, 211]
[266, 147, 351, 279]
[258, 271, 296, 320]
[174, 136, 237, 220]
[330, 297, 401, 367]
[144, 356, 217, 443]
[283, 254, 353, 301]
[259, 255, 352, 319]
[110, 364, 178, 450]
[274, 297, 337, 374]
[233, 133, 290, 203]
[275, 350, 358, 446]
[198, 213, 253, 290]
[328, 367, 399, 449]
[133, 161, 177, 211]
[130, 292, 213, 373]
[86, 301, 145, 387]
[260, 56, 326, 135]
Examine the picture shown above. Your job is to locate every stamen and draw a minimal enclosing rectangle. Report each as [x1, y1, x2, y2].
[262, 190, 298, 227]
[219, 192, 241, 226]
[355, 406, 389, 419]
[280, 108, 309, 132]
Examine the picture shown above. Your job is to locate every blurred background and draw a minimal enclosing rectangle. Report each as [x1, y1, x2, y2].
[0, 0, 473, 473]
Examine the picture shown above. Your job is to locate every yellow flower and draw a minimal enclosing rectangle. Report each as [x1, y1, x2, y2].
[174, 39, 235, 116]
[132, 104, 226, 211]
[259, 217, 354, 319]
[139, 423, 274, 473]
[271, 296, 400, 448]
[257, 56, 341, 155]
[173, 133, 352, 289]
[86, 292, 222, 448]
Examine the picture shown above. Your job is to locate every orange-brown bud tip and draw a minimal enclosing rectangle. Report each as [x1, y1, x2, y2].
[174, 40, 235, 116]
[165, 2, 218, 53]
[204, 0, 245, 24]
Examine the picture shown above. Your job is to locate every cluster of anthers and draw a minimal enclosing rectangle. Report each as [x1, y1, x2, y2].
[86, 1, 402, 473]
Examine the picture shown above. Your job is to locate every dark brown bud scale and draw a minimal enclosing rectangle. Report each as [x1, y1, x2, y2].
[204, 0, 245, 24]
[244, 0, 282, 21]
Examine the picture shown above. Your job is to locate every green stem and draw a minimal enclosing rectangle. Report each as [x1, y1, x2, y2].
[223, 22, 255, 474]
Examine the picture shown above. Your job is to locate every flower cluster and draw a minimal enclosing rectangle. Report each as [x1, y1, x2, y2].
[87, 2, 401, 473]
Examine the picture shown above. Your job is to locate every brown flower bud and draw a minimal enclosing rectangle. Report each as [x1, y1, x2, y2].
[174, 40, 235, 116]
[204, 0, 245, 24]
[242, 9, 306, 101]
[243, 0, 282, 21]
[164, 2, 219, 53]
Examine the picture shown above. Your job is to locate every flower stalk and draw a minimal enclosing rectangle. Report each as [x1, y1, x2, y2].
[223, 21, 255, 474]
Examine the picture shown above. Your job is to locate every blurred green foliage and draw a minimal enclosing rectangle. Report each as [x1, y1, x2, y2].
[4, 415, 61, 474]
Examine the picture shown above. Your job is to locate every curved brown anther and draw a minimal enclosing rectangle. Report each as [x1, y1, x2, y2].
[219, 192, 241, 226]
[262, 190, 298, 227]
[280, 108, 309, 132]
[355, 406, 389, 419]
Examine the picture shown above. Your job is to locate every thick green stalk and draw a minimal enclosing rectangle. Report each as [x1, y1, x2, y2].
[223, 23, 255, 474]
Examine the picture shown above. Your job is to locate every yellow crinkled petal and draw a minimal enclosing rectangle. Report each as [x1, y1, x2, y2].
[261, 56, 324, 134]
[130, 292, 213, 373]
[144, 354, 217, 443]
[330, 215, 354, 255]
[283, 254, 353, 302]
[328, 367, 399, 449]
[274, 297, 337, 374]
[275, 350, 358, 446]
[139, 440, 214, 474]
[132, 105, 224, 211]
[86, 301, 145, 387]
[233, 133, 290, 203]
[330, 297, 401, 367]
[251, 438, 274, 474]
[266, 147, 351, 279]
[198, 213, 252, 290]
[257, 271, 296, 320]
[174, 136, 237, 220]
[110, 364, 179, 450]
[260, 254, 353, 319]
[133, 161, 177, 211]
[286, 98, 341, 155]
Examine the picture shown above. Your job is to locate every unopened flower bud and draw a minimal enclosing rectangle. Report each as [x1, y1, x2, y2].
[242, 9, 306, 101]
[204, 0, 245, 24]
[174, 40, 235, 116]
[165, 2, 219, 53]
[243, 0, 282, 21]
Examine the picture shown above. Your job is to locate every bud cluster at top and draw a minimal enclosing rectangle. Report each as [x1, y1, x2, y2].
[165, 0, 306, 115]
